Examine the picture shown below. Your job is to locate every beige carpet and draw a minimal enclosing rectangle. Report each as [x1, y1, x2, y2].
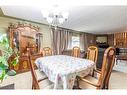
[110, 70, 127, 89]
[0, 61, 127, 89]
[110, 60, 127, 89]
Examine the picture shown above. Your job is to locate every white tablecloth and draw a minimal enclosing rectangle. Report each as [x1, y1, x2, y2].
[35, 55, 95, 89]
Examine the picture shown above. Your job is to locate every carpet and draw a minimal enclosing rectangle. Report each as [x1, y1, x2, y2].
[0, 84, 14, 89]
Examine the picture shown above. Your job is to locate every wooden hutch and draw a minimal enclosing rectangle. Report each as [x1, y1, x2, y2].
[9, 23, 43, 73]
[114, 32, 127, 63]
[114, 32, 127, 48]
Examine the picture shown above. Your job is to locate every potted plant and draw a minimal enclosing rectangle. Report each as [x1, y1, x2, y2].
[0, 34, 19, 83]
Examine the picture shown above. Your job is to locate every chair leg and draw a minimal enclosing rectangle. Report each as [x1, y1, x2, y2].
[32, 85, 33, 89]
[116, 59, 118, 65]
[75, 76, 81, 89]
[103, 80, 109, 89]
[73, 76, 80, 89]
[32, 81, 34, 89]
[105, 82, 109, 89]
[32, 80, 40, 89]
[101, 83, 105, 89]
[76, 76, 79, 88]
[92, 70, 95, 77]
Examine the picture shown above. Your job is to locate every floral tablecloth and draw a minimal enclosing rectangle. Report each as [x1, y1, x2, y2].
[35, 55, 95, 89]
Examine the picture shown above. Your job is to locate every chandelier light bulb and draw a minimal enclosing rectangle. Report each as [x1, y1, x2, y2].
[62, 12, 69, 19]
[59, 18, 65, 24]
[47, 17, 53, 24]
[41, 5, 69, 27]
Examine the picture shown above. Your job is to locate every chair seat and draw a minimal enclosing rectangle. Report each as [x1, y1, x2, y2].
[36, 70, 54, 89]
[79, 75, 98, 89]
[36, 70, 47, 80]
[39, 79, 54, 89]
[78, 47, 115, 90]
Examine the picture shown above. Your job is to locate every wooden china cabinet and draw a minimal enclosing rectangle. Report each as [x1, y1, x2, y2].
[114, 32, 127, 48]
[114, 32, 127, 63]
[9, 23, 43, 73]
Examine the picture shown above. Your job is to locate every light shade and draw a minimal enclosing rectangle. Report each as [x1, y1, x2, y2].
[41, 5, 69, 28]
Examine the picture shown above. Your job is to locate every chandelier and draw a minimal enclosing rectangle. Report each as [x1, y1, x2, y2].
[41, 5, 69, 29]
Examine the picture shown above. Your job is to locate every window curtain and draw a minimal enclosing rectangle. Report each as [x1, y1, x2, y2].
[51, 28, 72, 55]
[80, 33, 88, 51]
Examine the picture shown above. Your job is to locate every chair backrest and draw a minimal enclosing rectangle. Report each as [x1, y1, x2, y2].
[87, 46, 98, 64]
[27, 49, 40, 89]
[71, 46, 80, 57]
[42, 47, 52, 56]
[97, 47, 115, 89]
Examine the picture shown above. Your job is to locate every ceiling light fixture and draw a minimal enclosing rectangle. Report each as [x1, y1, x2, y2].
[41, 5, 69, 29]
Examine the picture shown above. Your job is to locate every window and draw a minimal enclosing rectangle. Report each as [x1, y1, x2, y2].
[72, 36, 80, 48]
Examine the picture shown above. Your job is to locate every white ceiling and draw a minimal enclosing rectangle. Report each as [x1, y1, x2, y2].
[1, 6, 127, 34]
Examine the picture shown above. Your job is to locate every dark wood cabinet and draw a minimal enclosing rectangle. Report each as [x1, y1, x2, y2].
[114, 32, 127, 48]
[9, 54, 43, 74]
[9, 23, 43, 73]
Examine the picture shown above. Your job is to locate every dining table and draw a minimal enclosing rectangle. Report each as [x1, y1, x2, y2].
[35, 55, 95, 89]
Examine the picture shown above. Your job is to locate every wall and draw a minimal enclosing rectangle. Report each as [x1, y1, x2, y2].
[0, 16, 52, 48]
[107, 34, 114, 46]
[0, 16, 97, 50]
[96, 36, 107, 43]
[86, 33, 96, 46]
[94, 34, 114, 46]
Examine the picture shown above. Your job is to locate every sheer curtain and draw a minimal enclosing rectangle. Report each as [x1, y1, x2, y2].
[80, 33, 88, 51]
[51, 28, 72, 55]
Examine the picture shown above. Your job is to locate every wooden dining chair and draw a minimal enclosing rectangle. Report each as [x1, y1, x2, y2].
[42, 47, 52, 56]
[27, 49, 53, 89]
[71, 46, 80, 57]
[77, 47, 115, 89]
[86, 46, 98, 64]
[86, 46, 100, 76]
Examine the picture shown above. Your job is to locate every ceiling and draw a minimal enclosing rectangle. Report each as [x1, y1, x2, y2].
[1, 6, 127, 34]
